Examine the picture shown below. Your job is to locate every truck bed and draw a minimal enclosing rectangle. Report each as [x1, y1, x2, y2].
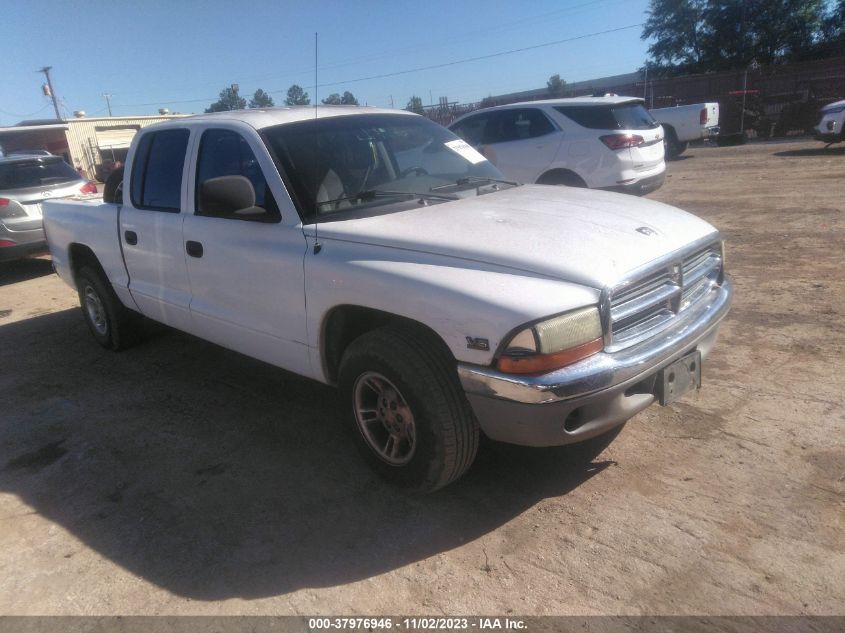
[42, 198, 131, 299]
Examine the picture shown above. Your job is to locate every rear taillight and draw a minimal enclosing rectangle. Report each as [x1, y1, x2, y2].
[600, 134, 644, 150]
[0, 239, 17, 248]
[0, 198, 26, 219]
[80, 181, 98, 194]
[700, 108, 708, 125]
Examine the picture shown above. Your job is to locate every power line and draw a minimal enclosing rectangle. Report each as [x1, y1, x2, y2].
[275, 23, 644, 91]
[111, 23, 643, 109]
[0, 102, 52, 118]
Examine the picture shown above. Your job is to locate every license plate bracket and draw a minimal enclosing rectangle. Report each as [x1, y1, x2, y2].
[657, 350, 702, 406]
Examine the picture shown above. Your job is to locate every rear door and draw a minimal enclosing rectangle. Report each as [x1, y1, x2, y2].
[452, 109, 562, 181]
[119, 127, 194, 332]
[181, 125, 310, 375]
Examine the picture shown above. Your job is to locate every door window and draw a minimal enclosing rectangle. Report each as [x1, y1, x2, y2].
[486, 109, 556, 144]
[449, 113, 491, 147]
[130, 129, 190, 212]
[195, 129, 280, 222]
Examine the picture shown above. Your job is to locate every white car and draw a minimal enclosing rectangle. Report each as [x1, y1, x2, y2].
[814, 99, 845, 145]
[449, 96, 666, 195]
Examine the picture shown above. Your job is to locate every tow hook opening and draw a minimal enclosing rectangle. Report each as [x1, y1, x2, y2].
[564, 408, 585, 432]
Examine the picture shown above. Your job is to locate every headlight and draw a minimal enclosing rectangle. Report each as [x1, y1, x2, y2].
[497, 306, 603, 374]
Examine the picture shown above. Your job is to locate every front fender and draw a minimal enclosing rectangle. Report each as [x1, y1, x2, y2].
[304, 237, 600, 380]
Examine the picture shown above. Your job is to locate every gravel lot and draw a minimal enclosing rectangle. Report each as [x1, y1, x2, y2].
[0, 139, 842, 616]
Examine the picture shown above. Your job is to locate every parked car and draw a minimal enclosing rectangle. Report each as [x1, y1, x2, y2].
[44, 107, 731, 491]
[0, 155, 97, 261]
[448, 96, 666, 195]
[650, 103, 720, 158]
[814, 99, 845, 145]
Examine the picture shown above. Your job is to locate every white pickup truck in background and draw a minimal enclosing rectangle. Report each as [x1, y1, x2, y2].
[43, 107, 732, 491]
[650, 102, 720, 158]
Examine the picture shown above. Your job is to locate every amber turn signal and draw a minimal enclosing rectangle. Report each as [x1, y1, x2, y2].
[496, 337, 603, 374]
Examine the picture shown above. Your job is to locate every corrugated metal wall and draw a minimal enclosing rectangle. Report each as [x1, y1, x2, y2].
[64, 115, 188, 179]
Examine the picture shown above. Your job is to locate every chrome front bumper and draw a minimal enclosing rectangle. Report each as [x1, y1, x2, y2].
[457, 278, 732, 446]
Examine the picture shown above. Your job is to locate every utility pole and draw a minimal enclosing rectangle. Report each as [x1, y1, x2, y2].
[38, 66, 61, 120]
[102, 93, 113, 117]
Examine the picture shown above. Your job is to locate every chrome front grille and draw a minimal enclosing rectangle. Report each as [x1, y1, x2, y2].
[605, 241, 722, 351]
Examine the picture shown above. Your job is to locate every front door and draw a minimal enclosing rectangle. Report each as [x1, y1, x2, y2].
[181, 126, 310, 375]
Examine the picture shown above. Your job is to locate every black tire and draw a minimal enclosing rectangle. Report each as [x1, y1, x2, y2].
[338, 325, 479, 492]
[664, 127, 687, 160]
[103, 167, 124, 204]
[536, 170, 587, 188]
[75, 265, 144, 350]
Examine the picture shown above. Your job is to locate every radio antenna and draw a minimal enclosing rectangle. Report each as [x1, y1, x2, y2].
[313, 31, 322, 254]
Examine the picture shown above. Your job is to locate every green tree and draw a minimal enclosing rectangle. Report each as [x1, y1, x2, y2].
[546, 74, 567, 98]
[285, 84, 310, 106]
[321, 93, 342, 105]
[340, 91, 359, 105]
[406, 95, 424, 114]
[205, 87, 246, 113]
[642, 0, 706, 71]
[642, 0, 831, 73]
[249, 88, 275, 109]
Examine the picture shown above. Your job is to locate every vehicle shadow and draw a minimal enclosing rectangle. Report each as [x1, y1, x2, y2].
[774, 146, 845, 157]
[0, 256, 53, 287]
[0, 309, 616, 600]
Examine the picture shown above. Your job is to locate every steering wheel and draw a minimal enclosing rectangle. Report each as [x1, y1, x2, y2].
[399, 166, 429, 177]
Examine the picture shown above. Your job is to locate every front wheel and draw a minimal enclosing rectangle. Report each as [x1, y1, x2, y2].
[338, 326, 479, 492]
[75, 265, 144, 350]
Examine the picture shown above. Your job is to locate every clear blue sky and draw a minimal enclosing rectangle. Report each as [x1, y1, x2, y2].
[1, 0, 651, 124]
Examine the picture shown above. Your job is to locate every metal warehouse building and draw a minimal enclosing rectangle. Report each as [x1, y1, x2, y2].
[0, 114, 188, 181]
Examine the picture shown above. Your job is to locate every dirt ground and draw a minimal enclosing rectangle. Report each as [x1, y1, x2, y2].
[0, 139, 842, 616]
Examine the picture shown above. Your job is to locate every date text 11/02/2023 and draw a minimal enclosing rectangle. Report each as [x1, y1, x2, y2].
[307, 617, 527, 630]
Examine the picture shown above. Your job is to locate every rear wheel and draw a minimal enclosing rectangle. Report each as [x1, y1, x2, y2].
[75, 265, 143, 350]
[338, 325, 479, 492]
[664, 128, 687, 159]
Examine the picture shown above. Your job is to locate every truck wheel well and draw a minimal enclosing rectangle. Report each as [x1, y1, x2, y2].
[536, 169, 587, 187]
[322, 306, 454, 384]
[68, 243, 105, 281]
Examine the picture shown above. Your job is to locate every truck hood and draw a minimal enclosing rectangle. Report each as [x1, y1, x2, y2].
[308, 185, 719, 288]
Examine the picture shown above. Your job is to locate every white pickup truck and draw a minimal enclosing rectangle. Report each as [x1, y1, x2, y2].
[650, 103, 720, 158]
[44, 107, 732, 491]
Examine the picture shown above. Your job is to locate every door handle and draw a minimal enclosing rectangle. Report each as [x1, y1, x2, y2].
[185, 240, 204, 258]
[124, 230, 138, 246]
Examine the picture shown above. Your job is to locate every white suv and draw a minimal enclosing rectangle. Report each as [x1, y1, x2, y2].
[814, 99, 845, 145]
[449, 96, 666, 195]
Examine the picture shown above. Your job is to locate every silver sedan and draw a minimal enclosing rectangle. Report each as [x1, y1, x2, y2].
[0, 155, 96, 261]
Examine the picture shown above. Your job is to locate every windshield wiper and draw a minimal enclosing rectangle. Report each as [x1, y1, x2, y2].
[430, 176, 520, 192]
[316, 189, 457, 208]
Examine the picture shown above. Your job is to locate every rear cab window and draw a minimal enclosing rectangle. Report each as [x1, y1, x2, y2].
[555, 103, 659, 130]
[130, 129, 190, 212]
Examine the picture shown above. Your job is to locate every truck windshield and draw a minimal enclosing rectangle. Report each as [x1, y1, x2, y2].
[262, 113, 514, 220]
[0, 157, 80, 191]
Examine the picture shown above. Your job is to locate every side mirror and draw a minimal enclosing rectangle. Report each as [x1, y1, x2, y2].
[199, 175, 266, 218]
